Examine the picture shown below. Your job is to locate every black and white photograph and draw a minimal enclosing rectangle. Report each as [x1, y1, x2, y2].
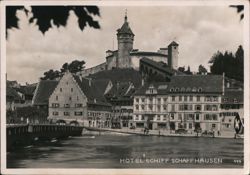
[1, 0, 249, 174]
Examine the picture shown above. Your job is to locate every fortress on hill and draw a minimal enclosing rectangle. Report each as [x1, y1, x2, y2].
[79, 14, 179, 77]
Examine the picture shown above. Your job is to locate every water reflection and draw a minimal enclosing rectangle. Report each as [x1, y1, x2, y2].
[7, 135, 243, 168]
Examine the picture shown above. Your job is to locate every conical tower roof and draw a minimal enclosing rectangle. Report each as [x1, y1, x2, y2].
[117, 14, 134, 36]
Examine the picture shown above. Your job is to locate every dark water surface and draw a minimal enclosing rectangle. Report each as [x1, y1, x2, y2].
[7, 134, 243, 168]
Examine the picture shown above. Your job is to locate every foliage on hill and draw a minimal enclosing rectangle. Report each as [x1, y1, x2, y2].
[209, 45, 243, 82]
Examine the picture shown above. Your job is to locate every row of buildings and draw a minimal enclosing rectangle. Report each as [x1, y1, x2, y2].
[6, 13, 244, 134]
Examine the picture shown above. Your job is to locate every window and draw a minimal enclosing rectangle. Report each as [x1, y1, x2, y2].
[205, 96, 212, 102]
[198, 88, 202, 92]
[190, 96, 193, 101]
[135, 115, 139, 120]
[189, 123, 192, 129]
[172, 96, 175, 102]
[157, 98, 161, 103]
[195, 105, 201, 111]
[175, 88, 179, 92]
[163, 115, 167, 121]
[141, 98, 145, 103]
[135, 105, 139, 110]
[149, 104, 153, 111]
[179, 96, 182, 101]
[64, 104, 70, 108]
[157, 115, 160, 120]
[170, 88, 174, 92]
[141, 105, 145, 110]
[75, 111, 83, 116]
[171, 104, 175, 111]
[195, 114, 200, 120]
[60, 88, 62, 92]
[213, 96, 218, 102]
[212, 124, 216, 128]
[212, 114, 218, 121]
[163, 98, 167, 102]
[197, 96, 200, 102]
[149, 98, 153, 103]
[229, 119, 232, 122]
[53, 111, 58, 116]
[75, 103, 83, 107]
[52, 103, 59, 108]
[56, 96, 58, 101]
[178, 114, 182, 121]
[69, 96, 72, 101]
[184, 96, 187, 102]
[136, 98, 139, 103]
[64, 112, 70, 116]
[163, 105, 167, 110]
[141, 115, 144, 120]
[157, 105, 161, 111]
[71, 88, 73, 92]
[77, 96, 79, 101]
[170, 113, 174, 120]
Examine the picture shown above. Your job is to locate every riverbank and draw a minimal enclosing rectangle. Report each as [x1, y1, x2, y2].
[82, 127, 243, 139]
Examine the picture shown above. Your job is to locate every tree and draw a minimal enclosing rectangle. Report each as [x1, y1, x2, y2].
[41, 59, 86, 80]
[61, 60, 86, 73]
[198, 65, 208, 75]
[40, 69, 60, 80]
[209, 45, 244, 82]
[230, 5, 244, 20]
[6, 6, 100, 36]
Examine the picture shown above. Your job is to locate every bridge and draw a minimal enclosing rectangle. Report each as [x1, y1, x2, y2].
[7, 124, 83, 151]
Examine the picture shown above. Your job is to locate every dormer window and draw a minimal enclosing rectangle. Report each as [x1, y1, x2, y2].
[175, 88, 179, 92]
[192, 87, 197, 92]
[170, 88, 174, 92]
[186, 87, 191, 92]
[181, 87, 185, 92]
[198, 88, 202, 92]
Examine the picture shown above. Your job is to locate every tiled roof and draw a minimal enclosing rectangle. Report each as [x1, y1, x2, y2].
[168, 41, 179, 46]
[167, 75, 223, 93]
[73, 75, 111, 106]
[134, 82, 169, 96]
[32, 80, 59, 105]
[140, 57, 178, 74]
[6, 86, 22, 101]
[92, 79, 111, 95]
[88, 68, 142, 88]
[117, 20, 134, 36]
[222, 89, 243, 104]
[15, 85, 37, 96]
[130, 51, 167, 57]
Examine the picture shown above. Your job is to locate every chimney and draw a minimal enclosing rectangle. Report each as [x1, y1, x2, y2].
[141, 78, 144, 86]
[89, 78, 92, 86]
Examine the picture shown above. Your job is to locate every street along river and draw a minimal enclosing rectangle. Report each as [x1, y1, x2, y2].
[7, 133, 243, 168]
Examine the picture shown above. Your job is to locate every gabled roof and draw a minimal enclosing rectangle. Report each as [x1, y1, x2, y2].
[72, 75, 111, 106]
[222, 89, 243, 104]
[6, 86, 22, 101]
[32, 80, 59, 105]
[167, 75, 223, 93]
[15, 85, 37, 96]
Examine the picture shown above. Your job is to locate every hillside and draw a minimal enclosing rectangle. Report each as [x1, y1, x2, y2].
[88, 68, 142, 88]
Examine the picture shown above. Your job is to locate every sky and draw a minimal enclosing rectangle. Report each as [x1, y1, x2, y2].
[6, 5, 243, 84]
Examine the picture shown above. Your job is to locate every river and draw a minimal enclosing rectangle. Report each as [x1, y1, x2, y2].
[7, 133, 243, 168]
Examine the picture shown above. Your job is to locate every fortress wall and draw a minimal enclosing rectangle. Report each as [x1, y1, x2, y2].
[78, 62, 107, 77]
[130, 55, 168, 70]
